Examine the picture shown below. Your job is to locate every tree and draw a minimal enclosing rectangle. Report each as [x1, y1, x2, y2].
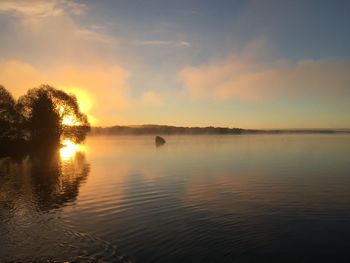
[17, 85, 90, 145]
[29, 90, 61, 146]
[0, 85, 20, 139]
[0, 84, 90, 154]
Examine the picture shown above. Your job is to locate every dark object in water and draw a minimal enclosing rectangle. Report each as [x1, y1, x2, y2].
[155, 136, 166, 147]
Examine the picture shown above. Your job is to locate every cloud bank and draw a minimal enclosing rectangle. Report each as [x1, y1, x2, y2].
[180, 43, 350, 102]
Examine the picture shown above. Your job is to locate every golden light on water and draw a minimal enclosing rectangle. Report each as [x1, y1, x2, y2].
[60, 139, 80, 160]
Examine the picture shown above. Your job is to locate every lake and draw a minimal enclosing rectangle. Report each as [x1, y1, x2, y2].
[1, 135, 350, 262]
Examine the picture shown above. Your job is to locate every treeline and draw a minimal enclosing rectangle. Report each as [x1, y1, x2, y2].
[0, 85, 90, 156]
[91, 125, 245, 135]
[91, 125, 350, 136]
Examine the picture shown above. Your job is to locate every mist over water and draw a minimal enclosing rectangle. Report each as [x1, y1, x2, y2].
[1, 135, 350, 262]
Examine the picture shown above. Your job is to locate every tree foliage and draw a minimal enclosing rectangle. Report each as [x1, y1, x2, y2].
[0, 85, 20, 139]
[0, 85, 90, 149]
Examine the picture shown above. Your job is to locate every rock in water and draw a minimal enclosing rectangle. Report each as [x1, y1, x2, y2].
[155, 136, 166, 147]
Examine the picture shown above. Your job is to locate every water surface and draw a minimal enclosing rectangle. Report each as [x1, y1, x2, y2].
[1, 135, 350, 262]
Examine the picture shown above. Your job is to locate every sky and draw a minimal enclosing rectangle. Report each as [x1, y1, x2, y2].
[0, 0, 349, 128]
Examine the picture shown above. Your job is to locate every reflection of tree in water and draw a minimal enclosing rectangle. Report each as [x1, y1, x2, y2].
[0, 154, 132, 263]
[30, 151, 90, 211]
[0, 150, 89, 212]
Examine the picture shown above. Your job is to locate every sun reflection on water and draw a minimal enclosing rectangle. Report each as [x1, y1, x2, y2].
[60, 139, 81, 160]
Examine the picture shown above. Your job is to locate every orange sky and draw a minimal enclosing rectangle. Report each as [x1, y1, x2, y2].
[1, 0, 350, 128]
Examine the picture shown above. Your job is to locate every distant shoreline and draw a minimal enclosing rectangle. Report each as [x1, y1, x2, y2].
[90, 125, 350, 136]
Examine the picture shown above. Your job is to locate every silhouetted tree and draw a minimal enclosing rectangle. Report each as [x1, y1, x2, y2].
[30, 90, 61, 146]
[0, 86, 16, 137]
[17, 85, 90, 145]
[0, 86, 19, 139]
[0, 86, 29, 157]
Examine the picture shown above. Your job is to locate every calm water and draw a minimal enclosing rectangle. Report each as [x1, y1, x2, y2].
[1, 135, 350, 262]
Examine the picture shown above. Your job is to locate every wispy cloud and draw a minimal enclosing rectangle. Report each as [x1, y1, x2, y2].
[74, 28, 118, 45]
[0, 0, 86, 18]
[0, 0, 119, 66]
[136, 40, 191, 48]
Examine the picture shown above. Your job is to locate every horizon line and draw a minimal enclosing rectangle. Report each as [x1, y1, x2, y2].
[91, 124, 350, 131]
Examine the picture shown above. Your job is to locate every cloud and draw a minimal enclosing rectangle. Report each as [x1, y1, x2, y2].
[176, 41, 191, 47]
[136, 40, 191, 48]
[0, 0, 118, 68]
[74, 28, 118, 45]
[0, 0, 86, 18]
[180, 42, 350, 102]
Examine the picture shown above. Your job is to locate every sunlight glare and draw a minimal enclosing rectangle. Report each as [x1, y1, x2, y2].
[60, 139, 79, 160]
[62, 115, 78, 126]
[59, 85, 95, 124]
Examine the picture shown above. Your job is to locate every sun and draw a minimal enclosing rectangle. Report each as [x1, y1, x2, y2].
[62, 115, 78, 126]
[58, 85, 96, 125]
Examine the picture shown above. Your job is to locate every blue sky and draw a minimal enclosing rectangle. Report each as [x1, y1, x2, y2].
[0, 0, 350, 128]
